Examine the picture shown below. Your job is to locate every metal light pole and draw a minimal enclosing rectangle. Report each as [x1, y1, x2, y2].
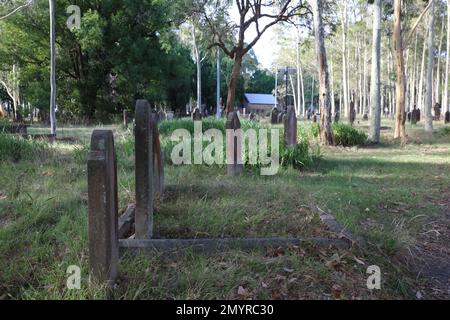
[49, 0, 57, 136]
[216, 47, 221, 119]
[285, 66, 289, 111]
[274, 66, 278, 110]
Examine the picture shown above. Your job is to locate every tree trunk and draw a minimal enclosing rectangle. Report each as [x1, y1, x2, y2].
[393, 0, 406, 141]
[444, 0, 450, 115]
[369, 0, 382, 143]
[311, 0, 333, 145]
[418, 29, 428, 112]
[363, 33, 368, 117]
[341, 1, 349, 118]
[289, 74, 297, 112]
[300, 62, 305, 117]
[331, 54, 336, 116]
[425, 0, 435, 132]
[226, 54, 243, 114]
[436, 14, 445, 106]
[192, 24, 202, 113]
[49, 0, 57, 135]
[410, 33, 418, 110]
[296, 29, 302, 117]
[196, 53, 202, 111]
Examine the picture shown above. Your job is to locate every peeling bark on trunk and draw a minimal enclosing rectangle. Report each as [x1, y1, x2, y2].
[425, 0, 435, 132]
[369, 0, 382, 143]
[225, 54, 243, 114]
[444, 0, 450, 114]
[311, 0, 333, 145]
[394, 0, 406, 141]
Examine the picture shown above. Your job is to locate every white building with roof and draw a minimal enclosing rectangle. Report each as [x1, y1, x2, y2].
[243, 93, 276, 115]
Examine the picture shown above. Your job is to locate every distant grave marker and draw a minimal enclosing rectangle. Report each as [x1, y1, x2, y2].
[226, 111, 243, 176]
[284, 106, 297, 146]
[271, 107, 279, 124]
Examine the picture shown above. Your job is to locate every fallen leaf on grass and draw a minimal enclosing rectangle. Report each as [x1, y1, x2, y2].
[416, 291, 423, 300]
[237, 286, 252, 298]
[326, 253, 341, 270]
[331, 284, 342, 299]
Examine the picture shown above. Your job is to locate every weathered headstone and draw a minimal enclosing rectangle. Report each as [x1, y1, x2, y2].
[278, 112, 285, 124]
[284, 106, 297, 146]
[135, 100, 155, 239]
[153, 125, 165, 196]
[157, 110, 166, 123]
[192, 107, 202, 121]
[271, 107, 279, 124]
[88, 130, 119, 284]
[445, 111, 450, 124]
[434, 103, 442, 121]
[123, 110, 128, 129]
[349, 102, 356, 125]
[334, 112, 340, 123]
[411, 108, 419, 125]
[226, 112, 243, 176]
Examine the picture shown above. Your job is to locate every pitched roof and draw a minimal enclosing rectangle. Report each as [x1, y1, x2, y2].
[244, 93, 276, 105]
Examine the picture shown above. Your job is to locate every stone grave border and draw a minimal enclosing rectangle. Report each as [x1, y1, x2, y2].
[88, 99, 354, 284]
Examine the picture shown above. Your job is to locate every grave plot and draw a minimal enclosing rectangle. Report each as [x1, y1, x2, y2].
[87, 99, 357, 284]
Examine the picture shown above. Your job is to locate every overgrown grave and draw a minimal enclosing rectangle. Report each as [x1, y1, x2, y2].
[88, 100, 354, 284]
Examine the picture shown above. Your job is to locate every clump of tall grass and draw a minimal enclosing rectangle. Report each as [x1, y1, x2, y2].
[332, 123, 367, 147]
[158, 117, 271, 137]
[0, 133, 49, 162]
[438, 126, 450, 137]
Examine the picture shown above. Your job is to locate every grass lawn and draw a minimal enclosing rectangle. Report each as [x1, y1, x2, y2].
[0, 118, 449, 300]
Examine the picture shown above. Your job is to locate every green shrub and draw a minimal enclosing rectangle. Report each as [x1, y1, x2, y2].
[309, 123, 320, 138]
[438, 126, 450, 136]
[332, 123, 367, 147]
[158, 117, 271, 137]
[0, 133, 48, 162]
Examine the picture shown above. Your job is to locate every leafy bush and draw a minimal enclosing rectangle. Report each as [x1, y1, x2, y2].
[309, 123, 320, 138]
[159, 117, 271, 137]
[0, 133, 48, 162]
[332, 123, 367, 147]
[438, 126, 450, 136]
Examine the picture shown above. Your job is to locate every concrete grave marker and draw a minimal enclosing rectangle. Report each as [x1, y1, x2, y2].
[135, 100, 155, 239]
[87, 130, 119, 284]
[226, 112, 243, 176]
[271, 107, 279, 124]
[284, 106, 297, 146]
